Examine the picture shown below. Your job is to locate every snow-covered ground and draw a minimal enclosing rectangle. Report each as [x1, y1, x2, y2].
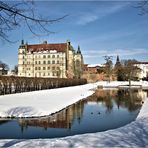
[0, 98, 147, 147]
[0, 82, 148, 148]
[96, 81, 148, 89]
[1, 81, 147, 118]
[0, 83, 96, 118]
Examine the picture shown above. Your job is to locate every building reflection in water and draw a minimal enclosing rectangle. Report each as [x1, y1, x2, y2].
[19, 99, 85, 131]
[18, 89, 147, 131]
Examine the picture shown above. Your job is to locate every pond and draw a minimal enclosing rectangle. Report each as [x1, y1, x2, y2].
[0, 88, 147, 139]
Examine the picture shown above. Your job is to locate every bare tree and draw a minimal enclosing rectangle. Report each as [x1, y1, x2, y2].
[135, 0, 148, 15]
[0, 60, 9, 70]
[103, 56, 113, 82]
[121, 59, 141, 87]
[0, 1, 67, 42]
[11, 65, 18, 75]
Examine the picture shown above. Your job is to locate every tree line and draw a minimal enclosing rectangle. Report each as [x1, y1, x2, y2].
[0, 76, 87, 95]
[103, 56, 141, 86]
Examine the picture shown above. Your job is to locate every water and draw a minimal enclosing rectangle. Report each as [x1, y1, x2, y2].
[0, 89, 147, 139]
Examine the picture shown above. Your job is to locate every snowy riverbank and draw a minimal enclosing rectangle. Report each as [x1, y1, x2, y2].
[0, 81, 148, 147]
[0, 98, 147, 147]
[0, 81, 148, 118]
[0, 83, 96, 118]
[96, 81, 148, 89]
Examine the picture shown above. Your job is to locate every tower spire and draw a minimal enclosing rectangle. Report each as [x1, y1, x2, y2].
[77, 45, 81, 54]
[116, 55, 120, 63]
[115, 55, 121, 67]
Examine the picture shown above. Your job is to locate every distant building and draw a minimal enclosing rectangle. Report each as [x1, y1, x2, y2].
[18, 40, 84, 78]
[135, 62, 148, 79]
[0, 66, 8, 75]
[83, 64, 104, 74]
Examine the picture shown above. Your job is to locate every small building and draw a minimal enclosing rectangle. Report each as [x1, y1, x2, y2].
[83, 64, 104, 74]
[135, 62, 148, 79]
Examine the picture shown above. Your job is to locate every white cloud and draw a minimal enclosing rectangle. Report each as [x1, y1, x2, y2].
[77, 14, 98, 25]
[84, 48, 148, 58]
[76, 3, 129, 25]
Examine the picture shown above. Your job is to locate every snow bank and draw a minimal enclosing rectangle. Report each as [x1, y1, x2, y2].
[96, 81, 148, 89]
[0, 98, 148, 147]
[0, 81, 148, 147]
[0, 83, 95, 118]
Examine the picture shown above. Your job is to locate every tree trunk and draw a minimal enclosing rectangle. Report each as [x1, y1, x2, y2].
[129, 72, 132, 88]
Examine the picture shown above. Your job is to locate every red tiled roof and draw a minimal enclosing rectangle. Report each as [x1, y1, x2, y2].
[135, 62, 148, 65]
[27, 43, 67, 53]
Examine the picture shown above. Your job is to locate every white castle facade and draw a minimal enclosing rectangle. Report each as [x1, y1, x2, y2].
[18, 40, 84, 78]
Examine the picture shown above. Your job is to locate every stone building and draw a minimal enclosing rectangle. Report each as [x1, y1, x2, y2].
[134, 62, 148, 79]
[18, 40, 83, 78]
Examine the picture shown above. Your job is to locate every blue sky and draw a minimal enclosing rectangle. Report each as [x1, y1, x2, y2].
[0, 1, 148, 69]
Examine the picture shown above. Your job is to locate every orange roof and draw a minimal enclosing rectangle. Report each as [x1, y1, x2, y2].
[27, 43, 67, 53]
[135, 62, 148, 65]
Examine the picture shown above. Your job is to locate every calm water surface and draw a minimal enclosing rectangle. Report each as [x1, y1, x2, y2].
[0, 89, 147, 139]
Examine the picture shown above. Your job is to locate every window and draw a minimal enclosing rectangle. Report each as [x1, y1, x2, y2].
[48, 73, 50, 76]
[38, 67, 41, 70]
[48, 67, 50, 70]
[52, 60, 55, 64]
[52, 67, 55, 70]
[57, 60, 59, 64]
[57, 55, 59, 58]
[38, 61, 41, 64]
[48, 55, 50, 58]
[48, 61, 50, 64]
[43, 67, 46, 70]
[35, 67, 37, 70]
[43, 61, 46, 64]
[43, 73, 45, 76]
[43, 55, 46, 58]
[52, 55, 55, 58]
[35, 61, 37, 64]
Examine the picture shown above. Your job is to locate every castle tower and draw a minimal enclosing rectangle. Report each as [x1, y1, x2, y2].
[18, 40, 26, 76]
[74, 45, 84, 78]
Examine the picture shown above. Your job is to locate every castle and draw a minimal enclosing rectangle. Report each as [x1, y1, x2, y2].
[18, 40, 84, 78]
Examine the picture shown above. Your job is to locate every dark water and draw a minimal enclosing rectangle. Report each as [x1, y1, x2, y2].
[0, 89, 147, 139]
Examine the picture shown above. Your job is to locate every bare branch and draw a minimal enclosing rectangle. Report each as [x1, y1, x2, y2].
[0, 1, 68, 42]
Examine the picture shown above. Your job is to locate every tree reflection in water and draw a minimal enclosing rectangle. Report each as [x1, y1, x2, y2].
[18, 89, 147, 132]
[0, 89, 147, 139]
